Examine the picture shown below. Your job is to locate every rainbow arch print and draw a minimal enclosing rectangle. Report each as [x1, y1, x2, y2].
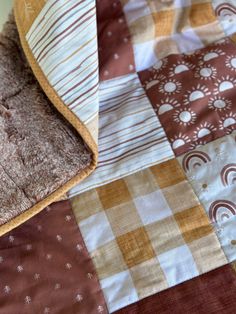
[221, 163, 236, 186]
[209, 200, 236, 223]
[182, 150, 211, 172]
[215, 3, 236, 18]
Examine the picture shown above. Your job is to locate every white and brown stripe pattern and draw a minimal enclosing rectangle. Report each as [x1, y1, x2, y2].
[24, 0, 174, 196]
[26, 0, 99, 135]
[69, 73, 174, 196]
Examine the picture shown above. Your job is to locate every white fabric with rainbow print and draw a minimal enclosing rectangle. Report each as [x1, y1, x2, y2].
[178, 130, 236, 262]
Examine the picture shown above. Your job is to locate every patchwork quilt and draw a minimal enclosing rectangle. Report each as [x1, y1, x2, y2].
[0, 0, 236, 312]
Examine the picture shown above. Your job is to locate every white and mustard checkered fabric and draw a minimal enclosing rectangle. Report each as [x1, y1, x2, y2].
[71, 159, 227, 312]
[122, 0, 226, 71]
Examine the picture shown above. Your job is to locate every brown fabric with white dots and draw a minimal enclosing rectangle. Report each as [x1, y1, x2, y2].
[97, 0, 135, 81]
[0, 201, 108, 314]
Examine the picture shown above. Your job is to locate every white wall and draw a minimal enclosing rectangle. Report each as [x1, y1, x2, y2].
[0, 0, 14, 30]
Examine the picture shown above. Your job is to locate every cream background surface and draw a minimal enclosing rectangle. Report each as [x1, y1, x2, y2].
[0, 1, 13, 30]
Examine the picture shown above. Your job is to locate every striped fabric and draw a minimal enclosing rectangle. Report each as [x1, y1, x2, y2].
[26, 0, 99, 138]
[69, 73, 174, 196]
[22, 0, 174, 196]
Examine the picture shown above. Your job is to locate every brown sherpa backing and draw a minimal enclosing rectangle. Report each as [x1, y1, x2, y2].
[0, 14, 92, 225]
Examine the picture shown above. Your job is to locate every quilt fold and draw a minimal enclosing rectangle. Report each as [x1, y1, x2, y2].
[0, 12, 96, 235]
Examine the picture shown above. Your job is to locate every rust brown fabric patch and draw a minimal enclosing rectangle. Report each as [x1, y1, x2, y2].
[115, 264, 236, 314]
[97, 0, 135, 81]
[0, 200, 108, 314]
[138, 38, 236, 156]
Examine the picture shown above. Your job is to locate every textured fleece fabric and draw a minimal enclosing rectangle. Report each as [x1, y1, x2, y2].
[0, 14, 92, 225]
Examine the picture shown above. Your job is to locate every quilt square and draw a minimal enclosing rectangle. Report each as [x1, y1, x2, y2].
[79, 212, 115, 252]
[139, 38, 236, 156]
[69, 73, 174, 196]
[97, 0, 135, 81]
[150, 158, 186, 188]
[189, 3, 216, 27]
[158, 244, 199, 286]
[188, 233, 227, 273]
[134, 190, 172, 225]
[106, 202, 143, 236]
[91, 240, 127, 279]
[145, 216, 185, 255]
[117, 227, 156, 268]
[162, 181, 199, 213]
[100, 270, 138, 313]
[152, 10, 175, 37]
[124, 168, 157, 198]
[0, 201, 108, 314]
[72, 159, 227, 312]
[122, 0, 224, 70]
[130, 258, 168, 299]
[172, 28, 204, 53]
[70, 189, 103, 222]
[97, 179, 131, 210]
[174, 205, 213, 243]
[178, 130, 236, 261]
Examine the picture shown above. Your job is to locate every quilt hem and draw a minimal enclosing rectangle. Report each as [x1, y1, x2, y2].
[0, 4, 99, 237]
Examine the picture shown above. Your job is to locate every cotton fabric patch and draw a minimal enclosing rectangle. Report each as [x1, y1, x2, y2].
[0, 201, 107, 314]
[121, 0, 225, 70]
[178, 131, 236, 262]
[21, 0, 100, 141]
[97, 0, 135, 81]
[115, 263, 236, 314]
[69, 73, 174, 196]
[71, 159, 227, 312]
[139, 38, 236, 156]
